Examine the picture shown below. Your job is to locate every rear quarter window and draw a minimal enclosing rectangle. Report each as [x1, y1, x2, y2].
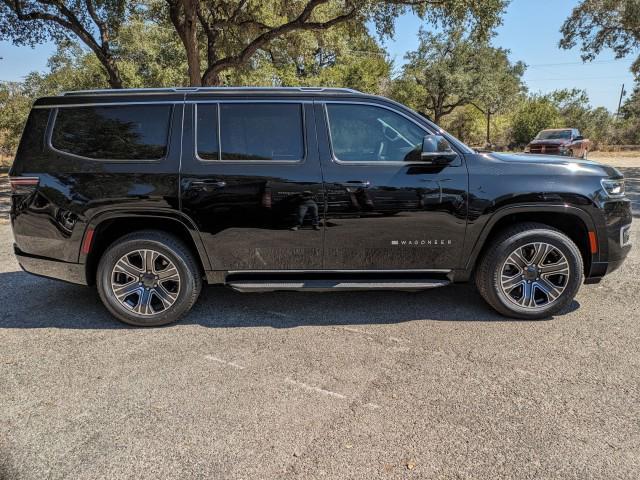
[51, 105, 172, 160]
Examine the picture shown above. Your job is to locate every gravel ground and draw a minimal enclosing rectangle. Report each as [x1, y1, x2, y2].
[0, 168, 638, 480]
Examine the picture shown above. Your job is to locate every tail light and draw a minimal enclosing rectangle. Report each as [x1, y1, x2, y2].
[262, 191, 272, 208]
[9, 176, 39, 193]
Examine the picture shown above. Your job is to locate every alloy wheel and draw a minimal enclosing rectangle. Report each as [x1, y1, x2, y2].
[110, 249, 181, 315]
[499, 242, 570, 309]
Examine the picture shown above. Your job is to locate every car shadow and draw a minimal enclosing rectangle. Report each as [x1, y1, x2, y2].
[0, 271, 579, 329]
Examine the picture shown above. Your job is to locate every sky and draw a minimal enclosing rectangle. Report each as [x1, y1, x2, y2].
[0, 0, 636, 112]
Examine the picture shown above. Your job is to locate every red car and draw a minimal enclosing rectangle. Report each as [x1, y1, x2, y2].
[525, 128, 591, 159]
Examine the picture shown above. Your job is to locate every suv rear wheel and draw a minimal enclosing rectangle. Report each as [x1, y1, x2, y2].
[476, 223, 584, 319]
[97, 231, 202, 326]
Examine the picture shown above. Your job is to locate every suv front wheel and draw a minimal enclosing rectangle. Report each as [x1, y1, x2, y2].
[97, 231, 202, 326]
[476, 223, 584, 319]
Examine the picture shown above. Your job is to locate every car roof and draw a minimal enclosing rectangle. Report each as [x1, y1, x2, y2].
[32, 86, 375, 108]
[60, 86, 364, 97]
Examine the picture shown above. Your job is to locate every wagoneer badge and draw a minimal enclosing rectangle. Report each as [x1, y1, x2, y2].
[391, 240, 452, 246]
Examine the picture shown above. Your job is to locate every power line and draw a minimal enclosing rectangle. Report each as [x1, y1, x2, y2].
[526, 59, 634, 68]
[526, 75, 633, 81]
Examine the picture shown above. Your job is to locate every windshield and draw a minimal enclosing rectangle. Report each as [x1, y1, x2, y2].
[535, 129, 572, 140]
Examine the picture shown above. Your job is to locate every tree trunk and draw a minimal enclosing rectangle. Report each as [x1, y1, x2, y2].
[183, 0, 201, 86]
[99, 52, 123, 88]
[168, 0, 201, 87]
[202, 72, 221, 86]
[485, 111, 491, 146]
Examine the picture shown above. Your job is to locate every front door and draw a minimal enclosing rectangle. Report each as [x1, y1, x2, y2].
[316, 101, 468, 270]
[180, 99, 324, 271]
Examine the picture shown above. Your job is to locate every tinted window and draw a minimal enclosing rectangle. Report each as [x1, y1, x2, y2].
[220, 103, 304, 161]
[326, 104, 425, 162]
[196, 104, 219, 160]
[51, 105, 171, 160]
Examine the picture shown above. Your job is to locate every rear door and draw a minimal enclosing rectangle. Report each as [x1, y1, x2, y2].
[316, 100, 468, 270]
[180, 97, 324, 271]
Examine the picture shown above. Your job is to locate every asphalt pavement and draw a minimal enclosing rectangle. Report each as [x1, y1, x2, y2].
[0, 169, 638, 479]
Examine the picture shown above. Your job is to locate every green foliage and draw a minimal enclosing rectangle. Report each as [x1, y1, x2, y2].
[0, 82, 32, 152]
[394, 29, 479, 123]
[560, 0, 640, 78]
[511, 97, 562, 146]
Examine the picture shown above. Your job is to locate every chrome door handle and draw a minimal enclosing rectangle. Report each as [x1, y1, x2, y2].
[341, 181, 371, 188]
[189, 180, 226, 190]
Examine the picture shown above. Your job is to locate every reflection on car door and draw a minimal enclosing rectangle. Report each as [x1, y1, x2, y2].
[316, 101, 468, 270]
[180, 99, 325, 271]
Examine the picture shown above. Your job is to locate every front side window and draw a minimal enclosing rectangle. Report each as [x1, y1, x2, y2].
[219, 103, 304, 161]
[51, 105, 172, 160]
[326, 104, 425, 162]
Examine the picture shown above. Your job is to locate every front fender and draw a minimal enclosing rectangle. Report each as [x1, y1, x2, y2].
[462, 203, 598, 276]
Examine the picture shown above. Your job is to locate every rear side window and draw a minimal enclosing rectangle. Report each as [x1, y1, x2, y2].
[196, 104, 219, 160]
[210, 103, 304, 161]
[51, 105, 172, 160]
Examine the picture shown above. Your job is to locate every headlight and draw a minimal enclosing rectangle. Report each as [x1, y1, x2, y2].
[601, 178, 625, 198]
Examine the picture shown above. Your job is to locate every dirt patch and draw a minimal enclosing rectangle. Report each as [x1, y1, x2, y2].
[588, 152, 640, 168]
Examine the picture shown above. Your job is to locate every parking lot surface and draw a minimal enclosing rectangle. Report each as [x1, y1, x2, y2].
[0, 168, 638, 479]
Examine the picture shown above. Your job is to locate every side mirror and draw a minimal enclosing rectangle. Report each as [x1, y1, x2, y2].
[574, 135, 584, 141]
[420, 135, 458, 164]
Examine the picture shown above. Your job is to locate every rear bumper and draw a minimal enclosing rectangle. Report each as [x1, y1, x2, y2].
[14, 245, 88, 285]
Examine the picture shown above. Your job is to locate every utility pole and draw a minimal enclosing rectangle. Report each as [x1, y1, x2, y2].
[616, 83, 626, 117]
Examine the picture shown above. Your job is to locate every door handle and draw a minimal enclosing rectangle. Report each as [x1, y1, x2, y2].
[341, 181, 371, 189]
[188, 179, 226, 191]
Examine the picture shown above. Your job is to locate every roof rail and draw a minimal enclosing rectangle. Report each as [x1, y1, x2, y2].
[61, 86, 363, 96]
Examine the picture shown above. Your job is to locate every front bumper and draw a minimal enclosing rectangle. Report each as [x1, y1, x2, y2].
[14, 245, 88, 285]
[589, 199, 632, 279]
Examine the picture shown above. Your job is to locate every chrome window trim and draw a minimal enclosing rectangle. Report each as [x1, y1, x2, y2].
[34, 101, 179, 109]
[47, 104, 174, 163]
[194, 101, 307, 164]
[322, 101, 451, 166]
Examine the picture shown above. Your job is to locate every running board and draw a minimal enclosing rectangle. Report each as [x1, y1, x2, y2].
[227, 278, 450, 293]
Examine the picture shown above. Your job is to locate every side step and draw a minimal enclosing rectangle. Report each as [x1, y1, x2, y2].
[227, 278, 450, 293]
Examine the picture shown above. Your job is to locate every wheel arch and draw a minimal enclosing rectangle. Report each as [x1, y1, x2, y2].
[81, 210, 211, 286]
[465, 205, 597, 279]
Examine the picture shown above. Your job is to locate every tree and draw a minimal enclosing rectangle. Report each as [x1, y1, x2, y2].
[0, 0, 127, 88]
[0, 82, 32, 152]
[469, 46, 525, 145]
[510, 96, 561, 146]
[163, 0, 509, 86]
[394, 29, 479, 123]
[560, 0, 640, 77]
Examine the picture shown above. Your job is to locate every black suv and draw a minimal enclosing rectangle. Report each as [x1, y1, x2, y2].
[9, 87, 632, 326]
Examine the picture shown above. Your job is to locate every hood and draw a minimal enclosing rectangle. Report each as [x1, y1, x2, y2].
[485, 152, 622, 178]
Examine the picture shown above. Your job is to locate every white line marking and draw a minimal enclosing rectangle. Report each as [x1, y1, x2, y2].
[204, 355, 245, 370]
[365, 402, 382, 409]
[284, 377, 346, 399]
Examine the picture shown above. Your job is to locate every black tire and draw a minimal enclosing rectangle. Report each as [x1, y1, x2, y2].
[97, 230, 202, 326]
[475, 223, 584, 320]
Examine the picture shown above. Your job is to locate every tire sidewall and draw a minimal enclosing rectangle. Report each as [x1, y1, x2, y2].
[97, 237, 197, 326]
[489, 229, 583, 318]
